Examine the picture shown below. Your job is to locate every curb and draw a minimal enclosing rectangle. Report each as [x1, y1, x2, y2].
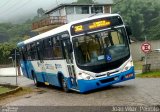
[0, 84, 22, 98]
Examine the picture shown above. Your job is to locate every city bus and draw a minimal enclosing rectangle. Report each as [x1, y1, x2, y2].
[17, 14, 135, 93]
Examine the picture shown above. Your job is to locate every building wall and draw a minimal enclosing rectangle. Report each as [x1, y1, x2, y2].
[65, 5, 111, 23]
[49, 5, 112, 22]
[147, 52, 160, 70]
[104, 6, 111, 13]
[130, 40, 160, 61]
[60, 7, 66, 16]
[50, 10, 60, 16]
[66, 13, 104, 23]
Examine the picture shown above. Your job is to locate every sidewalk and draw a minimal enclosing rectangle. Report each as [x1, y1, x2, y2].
[0, 67, 23, 77]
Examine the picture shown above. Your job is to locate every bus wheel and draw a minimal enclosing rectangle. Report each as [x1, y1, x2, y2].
[32, 72, 41, 87]
[61, 76, 69, 92]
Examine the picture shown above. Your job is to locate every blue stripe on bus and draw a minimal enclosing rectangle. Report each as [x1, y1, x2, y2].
[77, 67, 135, 93]
[21, 60, 135, 92]
[20, 61, 64, 87]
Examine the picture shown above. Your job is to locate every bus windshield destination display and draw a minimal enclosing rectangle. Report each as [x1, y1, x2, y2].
[89, 20, 111, 29]
[71, 16, 123, 36]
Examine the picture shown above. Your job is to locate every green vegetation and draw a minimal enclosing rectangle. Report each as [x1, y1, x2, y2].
[0, 9, 45, 65]
[133, 61, 143, 70]
[0, 43, 16, 65]
[0, 86, 11, 94]
[136, 71, 160, 78]
[113, 0, 160, 41]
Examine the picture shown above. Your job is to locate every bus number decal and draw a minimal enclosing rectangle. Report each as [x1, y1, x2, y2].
[74, 25, 83, 32]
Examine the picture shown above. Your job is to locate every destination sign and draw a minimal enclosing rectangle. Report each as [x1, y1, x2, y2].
[89, 20, 111, 29]
[71, 16, 123, 36]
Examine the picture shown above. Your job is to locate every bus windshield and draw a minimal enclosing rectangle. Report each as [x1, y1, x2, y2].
[73, 27, 130, 72]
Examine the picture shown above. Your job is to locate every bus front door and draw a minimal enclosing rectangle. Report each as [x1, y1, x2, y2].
[62, 39, 78, 89]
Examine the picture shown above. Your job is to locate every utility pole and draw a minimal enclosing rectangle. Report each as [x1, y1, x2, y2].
[144, 35, 147, 65]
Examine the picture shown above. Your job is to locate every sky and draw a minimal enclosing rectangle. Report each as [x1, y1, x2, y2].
[0, 0, 112, 23]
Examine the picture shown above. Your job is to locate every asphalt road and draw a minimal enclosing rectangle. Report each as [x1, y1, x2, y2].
[0, 76, 160, 106]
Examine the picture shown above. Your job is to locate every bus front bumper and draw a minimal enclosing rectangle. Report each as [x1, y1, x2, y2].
[77, 67, 135, 93]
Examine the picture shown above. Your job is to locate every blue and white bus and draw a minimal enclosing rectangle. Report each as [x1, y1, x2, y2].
[17, 14, 135, 93]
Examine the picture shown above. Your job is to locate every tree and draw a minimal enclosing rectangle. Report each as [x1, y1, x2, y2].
[0, 43, 16, 64]
[112, 0, 160, 41]
[37, 8, 45, 17]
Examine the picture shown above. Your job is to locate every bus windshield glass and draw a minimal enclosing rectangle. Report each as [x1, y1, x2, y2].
[73, 27, 130, 68]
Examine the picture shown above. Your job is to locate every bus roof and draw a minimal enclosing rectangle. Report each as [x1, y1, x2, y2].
[17, 13, 121, 47]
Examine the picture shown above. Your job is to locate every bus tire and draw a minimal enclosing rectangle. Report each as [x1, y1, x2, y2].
[61, 76, 69, 92]
[32, 71, 41, 87]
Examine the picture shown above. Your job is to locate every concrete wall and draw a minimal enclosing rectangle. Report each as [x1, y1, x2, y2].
[0, 67, 23, 76]
[130, 40, 160, 61]
[147, 52, 160, 70]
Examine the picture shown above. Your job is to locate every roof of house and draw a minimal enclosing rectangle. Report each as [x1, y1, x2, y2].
[45, 2, 113, 14]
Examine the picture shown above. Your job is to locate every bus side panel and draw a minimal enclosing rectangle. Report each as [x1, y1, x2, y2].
[47, 73, 61, 87]
[44, 60, 70, 87]
[20, 60, 29, 78]
[25, 61, 35, 79]
[20, 60, 45, 82]
[20, 60, 35, 79]
[30, 61, 46, 83]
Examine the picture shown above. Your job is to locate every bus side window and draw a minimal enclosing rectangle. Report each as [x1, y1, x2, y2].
[52, 36, 63, 59]
[43, 38, 53, 59]
[30, 42, 37, 60]
[26, 44, 31, 60]
[21, 46, 26, 61]
[37, 40, 44, 61]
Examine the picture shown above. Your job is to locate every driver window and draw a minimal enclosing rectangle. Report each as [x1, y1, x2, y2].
[111, 31, 123, 45]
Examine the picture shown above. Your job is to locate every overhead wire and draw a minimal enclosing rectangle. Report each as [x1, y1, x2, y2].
[8, 0, 34, 18]
[0, 0, 31, 17]
[0, 0, 12, 10]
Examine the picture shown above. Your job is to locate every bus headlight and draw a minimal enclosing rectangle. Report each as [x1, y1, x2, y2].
[78, 72, 94, 80]
[122, 60, 133, 72]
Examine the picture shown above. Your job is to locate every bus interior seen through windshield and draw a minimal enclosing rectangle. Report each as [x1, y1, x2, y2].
[73, 27, 130, 73]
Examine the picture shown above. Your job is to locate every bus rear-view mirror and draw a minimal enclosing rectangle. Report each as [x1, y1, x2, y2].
[125, 25, 132, 44]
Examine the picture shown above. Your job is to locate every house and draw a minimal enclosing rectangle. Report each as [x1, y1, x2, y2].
[32, 2, 113, 33]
